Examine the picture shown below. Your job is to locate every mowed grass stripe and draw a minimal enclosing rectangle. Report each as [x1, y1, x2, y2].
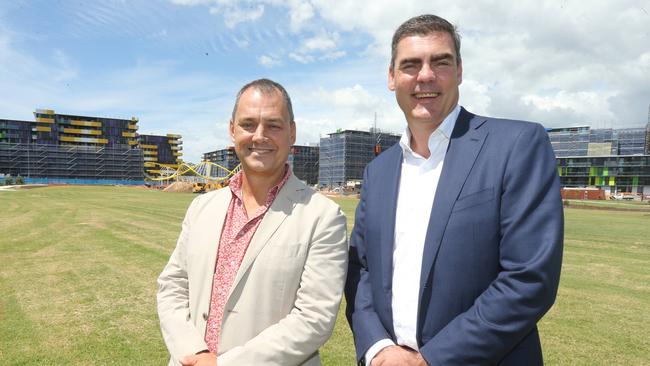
[1, 186, 649, 365]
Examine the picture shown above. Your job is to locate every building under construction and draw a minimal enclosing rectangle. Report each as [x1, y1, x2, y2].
[550, 121, 650, 195]
[319, 129, 400, 188]
[203, 147, 240, 178]
[203, 145, 320, 185]
[289, 145, 319, 185]
[139, 134, 183, 178]
[0, 109, 144, 184]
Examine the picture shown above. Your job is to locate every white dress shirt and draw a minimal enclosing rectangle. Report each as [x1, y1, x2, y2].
[364, 104, 459, 364]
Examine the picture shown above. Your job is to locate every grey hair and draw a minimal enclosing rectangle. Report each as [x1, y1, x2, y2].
[390, 14, 462, 70]
[231, 78, 294, 123]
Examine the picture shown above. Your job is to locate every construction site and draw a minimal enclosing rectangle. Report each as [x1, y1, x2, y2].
[0, 109, 184, 185]
[318, 129, 400, 189]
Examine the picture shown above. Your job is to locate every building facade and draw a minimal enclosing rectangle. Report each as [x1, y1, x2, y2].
[139, 134, 183, 177]
[289, 145, 319, 185]
[0, 109, 144, 184]
[202, 147, 240, 178]
[549, 123, 650, 195]
[319, 129, 400, 188]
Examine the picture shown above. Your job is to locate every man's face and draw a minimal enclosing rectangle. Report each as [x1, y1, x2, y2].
[229, 88, 295, 179]
[389, 31, 462, 130]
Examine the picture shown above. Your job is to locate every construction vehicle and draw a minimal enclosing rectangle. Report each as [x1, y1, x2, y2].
[193, 179, 229, 193]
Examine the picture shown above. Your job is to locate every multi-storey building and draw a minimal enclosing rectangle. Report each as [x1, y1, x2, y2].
[138, 134, 183, 177]
[202, 146, 240, 178]
[0, 109, 143, 184]
[289, 145, 319, 185]
[549, 123, 650, 195]
[319, 129, 400, 188]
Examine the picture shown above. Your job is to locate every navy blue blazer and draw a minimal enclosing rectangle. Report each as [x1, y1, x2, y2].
[345, 108, 564, 365]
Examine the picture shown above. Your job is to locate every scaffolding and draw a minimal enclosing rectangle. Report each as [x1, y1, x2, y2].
[319, 129, 400, 188]
[289, 145, 319, 185]
[0, 143, 144, 184]
[547, 126, 590, 157]
[203, 147, 240, 178]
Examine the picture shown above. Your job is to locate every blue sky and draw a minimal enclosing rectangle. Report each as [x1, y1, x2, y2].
[1, 0, 649, 162]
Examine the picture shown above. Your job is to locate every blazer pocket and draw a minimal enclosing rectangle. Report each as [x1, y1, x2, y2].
[452, 187, 495, 212]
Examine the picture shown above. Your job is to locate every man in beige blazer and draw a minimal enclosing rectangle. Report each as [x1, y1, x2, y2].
[157, 79, 348, 366]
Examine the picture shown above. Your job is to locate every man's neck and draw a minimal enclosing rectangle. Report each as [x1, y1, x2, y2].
[408, 122, 440, 159]
[240, 167, 285, 215]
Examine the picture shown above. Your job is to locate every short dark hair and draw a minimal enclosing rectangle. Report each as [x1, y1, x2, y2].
[390, 14, 462, 70]
[231, 78, 294, 123]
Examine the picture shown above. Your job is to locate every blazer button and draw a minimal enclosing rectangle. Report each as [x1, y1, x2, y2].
[202, 312, 208, 321]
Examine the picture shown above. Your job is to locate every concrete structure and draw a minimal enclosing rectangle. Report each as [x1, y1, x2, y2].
[549, 122, 650, 195]
[289, 145, 319, 185]
[0, 109, 143, 184]
[139, 134, 183, 177]
[319, 129, 400, 188]
[203, 147, 240, 178]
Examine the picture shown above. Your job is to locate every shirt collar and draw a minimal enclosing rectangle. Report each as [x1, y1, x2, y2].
[229, 164, 292, 202]
[399, 104, 461, 158]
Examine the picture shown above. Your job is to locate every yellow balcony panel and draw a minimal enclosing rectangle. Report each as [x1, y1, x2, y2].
[144, 150, 158, 155]
[147, 169, 161, 174]
[173, 152, 183, 156]
[60, 136, 108, 144]
[140, 144, 158, 149]
[170, 146, 180, 150]
[122, 132, 136, 138]
[127, 124, 138, 130]
[70, 120, 102, 127]
[63, 128, 102, 135]
[131, 117, 139, 121]
[128, 140, 138, 145]
[144, 162, 157, 167]
[35, 126, 51, 132]
[36, 117, 55, 123]
[36, 108, 55, 114]
[143, 156, 158, 162]
[167, 133, 182, 138]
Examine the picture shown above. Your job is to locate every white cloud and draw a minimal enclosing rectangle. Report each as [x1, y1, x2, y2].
[258, 54, 280, 68]
[211, 4, 265, 28]
[288, 52, 314, 64]
[321, 50, 346, 60]
[303, 33, 337, 51]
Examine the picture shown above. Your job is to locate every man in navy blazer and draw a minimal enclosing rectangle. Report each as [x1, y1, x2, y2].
[345, 14, 563, 366]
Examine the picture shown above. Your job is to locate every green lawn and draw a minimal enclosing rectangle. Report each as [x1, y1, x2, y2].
[1, 186, 648, 365]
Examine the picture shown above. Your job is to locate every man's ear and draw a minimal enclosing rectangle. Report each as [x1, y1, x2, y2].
[290, 121, 296, 145]
[388, 67, 396, 91]
[229, 119, 235, 143]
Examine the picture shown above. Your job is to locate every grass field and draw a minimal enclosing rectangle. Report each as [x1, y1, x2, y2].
[1, 186, 649, 365]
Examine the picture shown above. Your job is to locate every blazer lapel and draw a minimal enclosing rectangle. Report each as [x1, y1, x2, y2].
[196, 190, 231, 302]
[227, 175, 300, 298]
[377, 146, 403, 291]
[419, 109, 488, 293]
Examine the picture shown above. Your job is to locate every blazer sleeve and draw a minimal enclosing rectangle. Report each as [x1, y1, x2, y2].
[217, 201, 348, 366]
[420, 123, 564, 365]
[157, 196, 209, 362]
[345, 167, 394, 361]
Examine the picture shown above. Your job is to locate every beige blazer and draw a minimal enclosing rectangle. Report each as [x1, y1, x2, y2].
[157, 175, 348, 365]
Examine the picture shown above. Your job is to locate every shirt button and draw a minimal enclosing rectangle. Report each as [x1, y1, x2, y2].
[202, 312, 208, 320]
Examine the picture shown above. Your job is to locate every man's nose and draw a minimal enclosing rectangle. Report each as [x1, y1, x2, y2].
[417, 64, 435, 82]
[252, 125, 267, 142]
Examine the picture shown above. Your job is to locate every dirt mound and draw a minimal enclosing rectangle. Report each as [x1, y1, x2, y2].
[163, 181, 194, 193]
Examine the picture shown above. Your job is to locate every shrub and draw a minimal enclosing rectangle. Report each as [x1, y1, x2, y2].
[4, 175, 13, 185]
[15, 175, 25, 185]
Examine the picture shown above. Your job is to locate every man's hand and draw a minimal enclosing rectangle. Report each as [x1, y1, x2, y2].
[179, 352, 217, 366]
[370, 345, 427, 366]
